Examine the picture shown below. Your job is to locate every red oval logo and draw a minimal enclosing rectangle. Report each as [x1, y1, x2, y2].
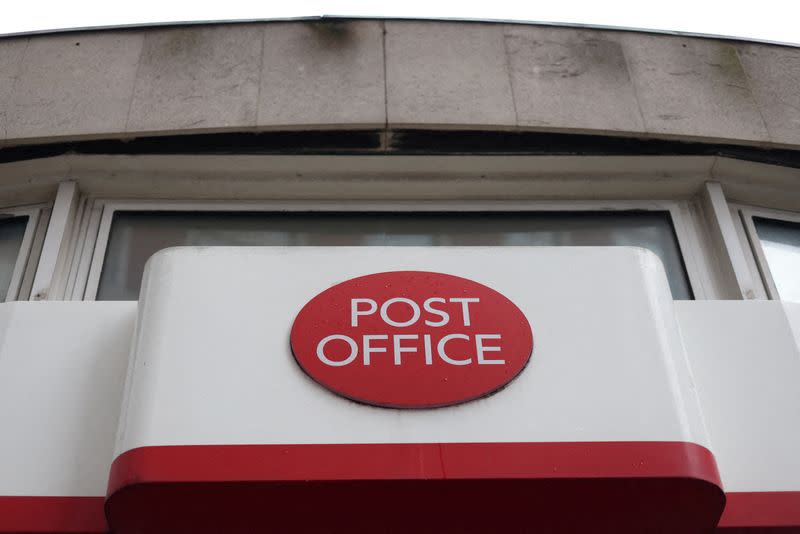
[290, 271, 533, 408]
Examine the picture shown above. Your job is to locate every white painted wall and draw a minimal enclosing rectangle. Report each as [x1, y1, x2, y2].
[116, 247, 709, 451]
[677, 301, 800, 492]
[0, 247, 798, 499]
[0, 302, 135, 496]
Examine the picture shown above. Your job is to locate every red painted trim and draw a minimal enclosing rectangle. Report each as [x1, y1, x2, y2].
[0, 496, 106, 534]
[106, 441, 725, 534]
[718, 491, 800, 529]
[108, 441, 721, 492]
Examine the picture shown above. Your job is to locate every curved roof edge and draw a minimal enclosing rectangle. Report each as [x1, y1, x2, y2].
[2, 19, 799, 150]
[3, 130, 800, 170]
[1, 15, 798, 49]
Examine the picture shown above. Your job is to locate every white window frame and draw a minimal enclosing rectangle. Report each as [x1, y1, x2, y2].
[69, 198, 717, 301]
[736, 204, 800, 301]
[0, 203, 49, 302]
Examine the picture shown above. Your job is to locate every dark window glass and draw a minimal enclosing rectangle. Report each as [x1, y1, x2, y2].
[0, 216, 28, 301]
[97, 211, 693, 300]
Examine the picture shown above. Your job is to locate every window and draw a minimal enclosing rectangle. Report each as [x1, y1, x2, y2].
[0, 216, 30, 300]
[80, 204, 695, 301]
[0, 206, 46, 302]
[740, 207, 800, 303]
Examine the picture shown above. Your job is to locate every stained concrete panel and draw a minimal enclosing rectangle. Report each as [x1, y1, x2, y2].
[127, 25, 261, 133]
[385, 21, 516, 128]
[505, 27, 644, 132]
[258, 21, 385, 129]
[1, 21, 799, 149]
[5, 32, 142, 141]
[0, 37, 28, 141]
[621, 33, 769, 143]
[737, 43, 800, 146]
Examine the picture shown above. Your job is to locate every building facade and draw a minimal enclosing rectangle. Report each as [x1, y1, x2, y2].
[0, 18, 799, 533]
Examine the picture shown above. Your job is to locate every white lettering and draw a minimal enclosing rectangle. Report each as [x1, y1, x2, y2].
[380, 298, 421, 327]
[351, 298, 378, 327]
[392, 334, 419, 365]
[363, 335, 388, 365]
[316, 335, 358, 366]
[476, 334, 505, 364]
[423, 297, 449, 327]
[449, 297, 480, 326]
[423, 334, 434, 365]
[437, 334, 472, 365]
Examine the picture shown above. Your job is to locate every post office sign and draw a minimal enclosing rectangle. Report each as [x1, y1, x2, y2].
[290, 271, 533, 408]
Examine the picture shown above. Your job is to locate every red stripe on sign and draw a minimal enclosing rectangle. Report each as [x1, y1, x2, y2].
[718, 491, 800, 529]
[0, 496, 106, 534]
[107, 441, 721, 490]
[106, 441, 725, 534]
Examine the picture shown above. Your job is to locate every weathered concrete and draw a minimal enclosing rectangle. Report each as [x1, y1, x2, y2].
[258, 21, 385, 128]
[505, 26, 644, 132]
[4, 32, 142, 141]
[385, 21, 516, 128]
[1, 20, 800, 149]
[127, 25, 261, 133]
[736, 43, 800, 146]
[621, 33, 769, 143]
[0, 37, 27, 140]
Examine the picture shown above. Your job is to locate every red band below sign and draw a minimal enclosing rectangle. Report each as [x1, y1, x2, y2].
[105, 441, 724, 534]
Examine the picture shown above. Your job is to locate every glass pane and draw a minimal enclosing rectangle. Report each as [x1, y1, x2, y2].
[0, 216, 28, 301]
[97, 211, 693, 301]
[754, 217, 800, 303]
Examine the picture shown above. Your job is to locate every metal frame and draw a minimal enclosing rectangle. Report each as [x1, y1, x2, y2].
[0, 203, 48, 302]
[72, 198, 713, 301]
[30, 182, 79, 300]
[737, 204, 800, 300]
[0, 153, 791, 303]
[700, 183, 764, 300]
